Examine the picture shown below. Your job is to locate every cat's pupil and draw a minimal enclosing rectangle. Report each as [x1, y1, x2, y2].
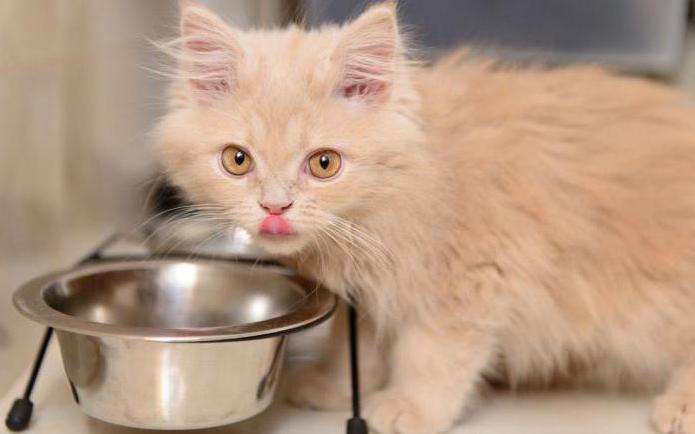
[320, 154, 330, 170]
[234, 151, 245, 166]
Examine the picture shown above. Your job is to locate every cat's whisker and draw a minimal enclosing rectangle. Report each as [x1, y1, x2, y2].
[154, 217, 229, 258]
[300, 205, 377, 244]
[319, 224, 382, 283]
[127, 204, 210, 238]
[139, 217, 210, 254]
[133, 204, 230, 251]
[316, 225, 360, 268]
[294, 206, 377, 272]
[328, 219, 393, 267]
[318, 214, 393, 270]
[328, 213, 392, 253]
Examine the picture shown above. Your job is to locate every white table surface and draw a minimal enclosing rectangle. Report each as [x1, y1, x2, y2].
[1, 335, 656, 434]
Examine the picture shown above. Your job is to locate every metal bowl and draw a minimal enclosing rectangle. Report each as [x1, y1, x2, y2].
[13, 260, 335, 430]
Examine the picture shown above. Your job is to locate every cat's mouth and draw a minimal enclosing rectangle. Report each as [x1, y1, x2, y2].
[253, 215, 305, 255]
[259, 215, 295, 237]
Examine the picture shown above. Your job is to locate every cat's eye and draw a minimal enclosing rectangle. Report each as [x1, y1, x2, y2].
[308, 150, 342, 179]
[221, 145, 252, 176]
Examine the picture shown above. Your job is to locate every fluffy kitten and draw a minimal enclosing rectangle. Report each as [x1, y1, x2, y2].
[156, 2, 695, 433]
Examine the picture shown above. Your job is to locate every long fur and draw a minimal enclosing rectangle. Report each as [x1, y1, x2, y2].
[155, 2, 695, 433]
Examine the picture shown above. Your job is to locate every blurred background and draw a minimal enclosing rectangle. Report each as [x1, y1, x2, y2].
[1, 0, 694, 396]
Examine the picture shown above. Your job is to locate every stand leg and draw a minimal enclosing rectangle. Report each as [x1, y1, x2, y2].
[5, 327, 53, 431]
[4, 232, 121, 431]
[346, 304, 368, 434]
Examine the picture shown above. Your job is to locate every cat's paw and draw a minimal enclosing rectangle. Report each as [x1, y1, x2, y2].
[652, 394, 695, 434]
[284, 363, 351, 411]
[365, 389, 457, 434]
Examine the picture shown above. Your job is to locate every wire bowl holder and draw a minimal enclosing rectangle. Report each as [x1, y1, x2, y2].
[5, 232, 367, 434]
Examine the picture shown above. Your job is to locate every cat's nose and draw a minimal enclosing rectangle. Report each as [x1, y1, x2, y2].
[259, 201, 293, 215]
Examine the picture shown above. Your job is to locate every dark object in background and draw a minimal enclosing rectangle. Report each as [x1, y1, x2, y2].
[301, 0, 689, 75]
[142, 177, 220, 254]
[147, 177, 188, 219]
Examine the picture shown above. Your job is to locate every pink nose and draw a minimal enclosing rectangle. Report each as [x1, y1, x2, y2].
[259, 201, 293, 215]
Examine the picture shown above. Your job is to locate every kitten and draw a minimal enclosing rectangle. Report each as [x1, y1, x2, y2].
[156, 2, 695, 433]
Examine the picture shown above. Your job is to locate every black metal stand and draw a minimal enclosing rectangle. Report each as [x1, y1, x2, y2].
[346, 304, 368, 434]
[4, 233, 120, 431]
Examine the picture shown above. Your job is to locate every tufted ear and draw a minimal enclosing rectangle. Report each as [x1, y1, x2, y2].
[179, 2, 242, 105]
[333, 2, 401, 104]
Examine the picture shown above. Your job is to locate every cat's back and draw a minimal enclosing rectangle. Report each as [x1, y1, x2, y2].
[415, 52, 695, 312]
[415, 52, 695, 214]
[416, 53, 695, 158]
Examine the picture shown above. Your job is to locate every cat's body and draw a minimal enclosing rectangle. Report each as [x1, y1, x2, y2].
[414, 60, 695, 389]
[287, 59, 695, 433]
[157, 3, 695, 433]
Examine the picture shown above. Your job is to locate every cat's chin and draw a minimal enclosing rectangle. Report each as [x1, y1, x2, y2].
[253, 233, 307, 256]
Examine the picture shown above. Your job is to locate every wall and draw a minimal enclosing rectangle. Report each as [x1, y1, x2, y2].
[0, 0, 281, 395]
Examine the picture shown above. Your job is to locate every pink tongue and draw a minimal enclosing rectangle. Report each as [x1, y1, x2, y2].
[259, 215, 293, 235]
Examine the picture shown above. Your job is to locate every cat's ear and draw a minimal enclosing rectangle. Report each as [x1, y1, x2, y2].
[333, 2, 401, 104]
[179, 2, 242, 105]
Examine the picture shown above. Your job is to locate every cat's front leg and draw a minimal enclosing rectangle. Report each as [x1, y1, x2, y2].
[365, 268, 504, 434]
[652, 360, 695, 434]
[286, 300, 386, 410]
[365, 319, 497, 434]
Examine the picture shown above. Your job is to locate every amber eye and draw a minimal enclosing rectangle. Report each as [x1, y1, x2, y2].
[221, 145, 252, 176]
[308, 150, 342, 179]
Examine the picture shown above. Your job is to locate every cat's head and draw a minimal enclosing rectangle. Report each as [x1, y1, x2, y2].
[156, 1, 422, 256]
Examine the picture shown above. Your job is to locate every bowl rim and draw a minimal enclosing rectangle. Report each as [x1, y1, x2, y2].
[13, 259, 336, 342]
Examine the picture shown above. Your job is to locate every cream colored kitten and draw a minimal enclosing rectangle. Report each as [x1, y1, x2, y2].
[156, 2, 695, 433]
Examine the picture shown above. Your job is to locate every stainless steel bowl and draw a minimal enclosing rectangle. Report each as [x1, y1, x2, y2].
[13, 260, 335, 430]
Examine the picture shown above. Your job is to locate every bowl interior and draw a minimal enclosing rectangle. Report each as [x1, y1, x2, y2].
[43, 263, 306, 329]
